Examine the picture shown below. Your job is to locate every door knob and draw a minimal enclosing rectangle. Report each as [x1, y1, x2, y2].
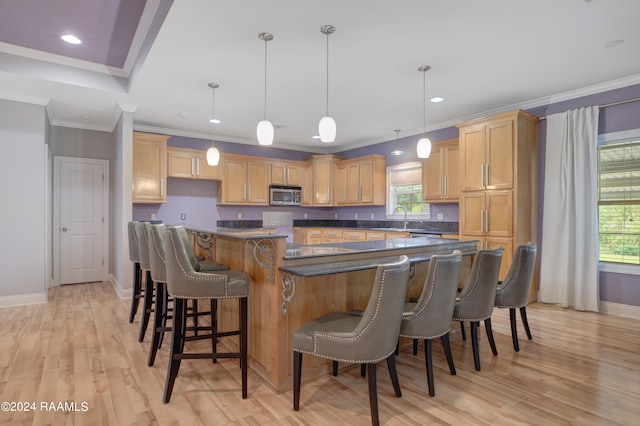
[62, 227, 68, 232]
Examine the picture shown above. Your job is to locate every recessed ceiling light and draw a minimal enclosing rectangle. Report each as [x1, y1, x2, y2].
[390, 150, 406, 156]
[61, 34, 82, 45]
[605, 39, 624, 48]
[430, 96, 444, 103]
[209, 118, 221, 124]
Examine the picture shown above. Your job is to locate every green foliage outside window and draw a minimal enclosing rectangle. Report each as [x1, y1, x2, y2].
[395, 184, 428, 214]
[599, 205, 640, 264]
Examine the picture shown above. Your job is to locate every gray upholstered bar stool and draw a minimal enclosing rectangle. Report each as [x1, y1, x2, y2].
[399, 251, 462, 397]
[452, 247, 503, 371]
[133, 221, 154, 342]
[127, 221, 143, 323]
[293, 255, 411, 426]
[495, 243, 537, 352]
[163, 226, 249, 403]
[173, 226, 229, 336]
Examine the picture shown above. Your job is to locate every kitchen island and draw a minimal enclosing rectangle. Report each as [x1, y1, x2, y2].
[187, 228, 477, 393]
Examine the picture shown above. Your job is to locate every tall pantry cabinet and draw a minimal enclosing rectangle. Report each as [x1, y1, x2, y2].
[457, 110, 539, 298]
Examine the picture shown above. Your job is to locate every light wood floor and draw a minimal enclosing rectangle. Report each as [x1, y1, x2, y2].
[1, 282, 639, 425]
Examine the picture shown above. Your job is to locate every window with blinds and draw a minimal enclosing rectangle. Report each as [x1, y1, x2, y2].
[386, 163, 430, 218]
[598, 139, 640, 264]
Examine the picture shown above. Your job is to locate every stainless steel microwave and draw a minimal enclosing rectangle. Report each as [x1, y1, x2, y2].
[269, 185, 302, 205]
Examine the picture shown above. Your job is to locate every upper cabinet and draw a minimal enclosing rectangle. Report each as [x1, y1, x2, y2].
[270, 160, 305, 186]
[306, 155, 344, 206]
[459, 118, 514, 192]
[167, 147, 220, 181]
[335, 155, 386, 205]
[219, 153, 269, 205]
[457, 109, 539, 285]
[133, 132, 168, 203]
[422, 138, 459, 202]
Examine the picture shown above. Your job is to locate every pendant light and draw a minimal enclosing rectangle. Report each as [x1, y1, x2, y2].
[416, 65, 432, 159]
[319, 25, 336, 143]
[206, 82, 220, 166]
[257, 32, 274, 146]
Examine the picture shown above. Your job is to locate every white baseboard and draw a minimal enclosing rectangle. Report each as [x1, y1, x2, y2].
[110, 273, 132, 299]
[0, 293, 48, 308]
[600, 301, 640, 319]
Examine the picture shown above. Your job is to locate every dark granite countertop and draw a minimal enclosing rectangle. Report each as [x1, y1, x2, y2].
[281, 237, 477, 276]
[187, 227, 287, 240]
[284, 236, 473, 260]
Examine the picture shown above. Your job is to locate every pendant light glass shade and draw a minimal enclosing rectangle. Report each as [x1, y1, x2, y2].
[319, 115, 336, 143]
[207, 82, 220, 166]
[206, 146, 220, 166]
[416, 65, 432, 159]
[319, 25, 336, 143]
[257, 119, 274, 145]
[416, 137, 432, 158]
[257, 32, 274, 146]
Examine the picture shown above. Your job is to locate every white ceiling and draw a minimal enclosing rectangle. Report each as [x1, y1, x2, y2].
[1, 0, 640, 153]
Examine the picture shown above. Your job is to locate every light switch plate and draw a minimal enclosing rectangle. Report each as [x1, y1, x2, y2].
[437, 213, 444, 220]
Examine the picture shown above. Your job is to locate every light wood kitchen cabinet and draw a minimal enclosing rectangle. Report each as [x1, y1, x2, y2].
[386, 231, 410, 239]
[335, 155, 386, 205]
[270, 161, 305, 186]
[133, 132, 168, 203]
[306, 155, 344, 205]
[460, 117, 515, 192]
[457, 109, 539, 292]
[219, 153, 269, 204]
[167, 147, 220, 180]
[301, 164, 313, 206]
[422, 138, 459, 202]
[342, 230, 366, 242]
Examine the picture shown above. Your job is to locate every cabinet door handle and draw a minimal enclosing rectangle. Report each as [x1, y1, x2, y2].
[160, 179, 164, 197]
[485, 163, 489, 187]
[243, 184, 247, 200]
[344, 188, 347, 201]
[480, 209, 485, 233]
[480, 164, 484, 187]
[439, 176, 443, 196]
[196, 159, 200, 176]
[485, 209, 489, 233]
[248, 184, 251, 200]
[444, 176, 448, 196]
[191, 158, 195, 176]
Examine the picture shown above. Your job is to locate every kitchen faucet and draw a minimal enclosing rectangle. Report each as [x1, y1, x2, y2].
[394, 205, 408, 229]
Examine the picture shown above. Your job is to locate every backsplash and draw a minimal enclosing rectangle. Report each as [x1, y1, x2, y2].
[217, 219, 458, 233]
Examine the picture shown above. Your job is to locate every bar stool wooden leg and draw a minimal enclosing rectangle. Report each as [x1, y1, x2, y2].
[211, 300, 218, 364]
[148, 281, 166, 367]
[163, 298, 186, 404]
[128, 262, 142, 323]
[240, 296, 248, 399]
[138, 270, 154, 342]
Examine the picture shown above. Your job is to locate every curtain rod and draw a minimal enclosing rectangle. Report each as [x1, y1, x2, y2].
[538, 96, 640, 120]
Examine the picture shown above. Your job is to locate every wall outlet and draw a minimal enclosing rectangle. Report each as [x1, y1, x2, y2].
[237, 212, 242, 220]
[371, 213, 374, 220]
[355, 213, 358, 219]
[334, 213, 338, 219]
[151, 213, 156, 220]
[180, 213, 186, 220]
[437, 213, 444, 220]
[304, 213, 308, 219]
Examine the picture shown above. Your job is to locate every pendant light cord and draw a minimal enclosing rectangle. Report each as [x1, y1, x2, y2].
[211, 85, 216, 146]
[325, 31, 330, 116]
[264, 38, 268, 120]
[422, 69, 426, 136]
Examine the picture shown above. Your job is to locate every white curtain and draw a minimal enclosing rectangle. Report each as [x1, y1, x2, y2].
[539, 106, 600, 312]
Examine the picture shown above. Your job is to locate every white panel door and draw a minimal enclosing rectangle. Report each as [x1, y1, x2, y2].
[58, 159, 105, 284]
